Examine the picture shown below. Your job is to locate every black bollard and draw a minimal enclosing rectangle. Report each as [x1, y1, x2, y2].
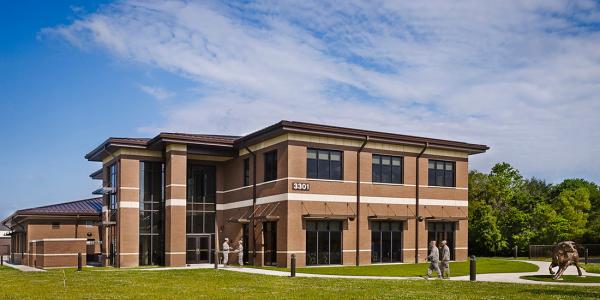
[77, 252, 82, 272]
[585, 248, 589, 265]
[513, 246, 518, 258]
[1, 255, 3, 266]
[214, 251, 219, 270]
[290, 254, 296, 277]
[470, 255, 476, 281]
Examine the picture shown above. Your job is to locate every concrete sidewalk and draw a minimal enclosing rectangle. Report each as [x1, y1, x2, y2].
[2, 261, 45, 272]
[220, 260, 600, 287]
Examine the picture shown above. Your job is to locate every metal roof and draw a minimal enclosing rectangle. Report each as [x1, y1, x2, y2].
[13, 197, 102, 216]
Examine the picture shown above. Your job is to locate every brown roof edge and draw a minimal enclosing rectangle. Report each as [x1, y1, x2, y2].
[85, 137, 149, 161]
[235, 120, 489, 154]
[89, 168, 103, 180]
[146, 132, 238, 148]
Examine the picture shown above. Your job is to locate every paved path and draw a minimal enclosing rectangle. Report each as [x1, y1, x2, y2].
[2, 261, 45, 272]
[219, 260, 600, 287]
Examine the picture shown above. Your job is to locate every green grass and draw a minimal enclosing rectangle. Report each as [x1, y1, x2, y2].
[522, 275, 600, 283]
[256, 258, 538, 277]
[584, 263, 600, 274]
[1, 266, 600, 299]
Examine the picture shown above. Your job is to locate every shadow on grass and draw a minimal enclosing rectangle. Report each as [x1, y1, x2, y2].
[521, 275, 600, 283]
[520, 288, 600, 299]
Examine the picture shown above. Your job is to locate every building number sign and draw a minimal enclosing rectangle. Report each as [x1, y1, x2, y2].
[292, 182, 310, 191]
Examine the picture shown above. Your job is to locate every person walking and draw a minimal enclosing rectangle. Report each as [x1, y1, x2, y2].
[440, 240, 451, 279]
[222, 238, 230, 266]
[237, 240, 244, 266]
[425, 240, 441, 279]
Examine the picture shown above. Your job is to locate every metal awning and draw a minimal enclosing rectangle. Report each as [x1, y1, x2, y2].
[302, 214, 355, 221]
[425, 217, 467, 222]
[228, 218, 250, 224]
[368, 216, 413, 221]
[92, 187, 115, 195]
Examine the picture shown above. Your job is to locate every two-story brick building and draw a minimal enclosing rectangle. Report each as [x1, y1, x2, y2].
[86, 121, 488, 268]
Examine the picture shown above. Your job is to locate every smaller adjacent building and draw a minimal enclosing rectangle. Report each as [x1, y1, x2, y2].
[1, 197, 102, 268]
[0, 224, 10, 256]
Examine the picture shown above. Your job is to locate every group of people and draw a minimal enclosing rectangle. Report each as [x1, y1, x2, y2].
[425, 240, 451, 279]
[221, 238, 244, 266]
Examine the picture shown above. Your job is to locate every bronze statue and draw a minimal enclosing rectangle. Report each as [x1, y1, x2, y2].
[549, 241, 583, 280]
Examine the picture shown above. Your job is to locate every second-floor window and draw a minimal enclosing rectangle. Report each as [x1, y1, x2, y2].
[307, 149, 342, 180]
[107, 163, 118, 222]
[428, 160, 455, 187]
[372, 155, 403, 184]
[264, 150, 278, 182]
[243, 158, 250, 186]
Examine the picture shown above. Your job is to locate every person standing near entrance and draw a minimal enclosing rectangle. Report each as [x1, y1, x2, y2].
[222, 238, 230, 266]
[440, 240, 450, 279]
[425, 240, 441, 279]
[237, 240, 244, 266]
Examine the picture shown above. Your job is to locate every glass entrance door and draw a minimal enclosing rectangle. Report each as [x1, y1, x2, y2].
[263, 221, 277, 266]
[186, 235, 211, 264]
[427, 222, 456, 260]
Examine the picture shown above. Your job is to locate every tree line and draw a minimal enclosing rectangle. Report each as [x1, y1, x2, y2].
[468, 162, 600, 256]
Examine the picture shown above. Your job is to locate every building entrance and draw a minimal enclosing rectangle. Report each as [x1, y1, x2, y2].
[186, 235, 212, 264]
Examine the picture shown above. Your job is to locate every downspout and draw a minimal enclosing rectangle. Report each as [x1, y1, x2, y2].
[245, 146, 257, 265]
[415, 142, 428, 264]
[356, 136, 369, 266]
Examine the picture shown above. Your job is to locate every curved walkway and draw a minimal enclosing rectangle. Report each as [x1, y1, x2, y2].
[221, 260, 600, 287]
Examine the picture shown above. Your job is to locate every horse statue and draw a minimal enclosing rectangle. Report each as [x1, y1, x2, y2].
[548, 241, 583, 280]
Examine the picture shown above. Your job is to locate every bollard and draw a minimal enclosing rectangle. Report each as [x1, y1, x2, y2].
[513, 246, 518, 258]
[77, 252, 82, 272]
[214, 251, 219, 270]
[290, 254, 296, 277]
[585, 248, 589, 265]
[1, 255, 3, 266]
[469, 255, 476, 281]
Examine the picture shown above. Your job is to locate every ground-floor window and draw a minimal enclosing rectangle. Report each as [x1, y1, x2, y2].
[427, 221, 456, 260]
[306, 220, 342, 265]
[371, 221, 403, 263]
[263, 221, 277, 266]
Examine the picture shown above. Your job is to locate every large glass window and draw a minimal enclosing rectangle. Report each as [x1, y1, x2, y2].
[427, 222, 456, 260]
[243, 158, 250, 186]
[372, 155, 402, 184]
[428, 160, 455, 187]
[187, 165, 216, 234]
[264, 150, 277, 182]
[263, 221, 277, 266]
[107, 163, 118, 222]
[139, 162, 165, 266]
[307, 149, 343, 180]
[306, 220, 342, 265]
[371, 221, 403, 263]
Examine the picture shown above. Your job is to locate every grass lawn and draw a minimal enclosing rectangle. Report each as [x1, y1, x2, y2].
[258, 258, 538, 277]
[1, 266, 600, 299]
[584, 263, 600, 274]
[522, 275, 600, 283]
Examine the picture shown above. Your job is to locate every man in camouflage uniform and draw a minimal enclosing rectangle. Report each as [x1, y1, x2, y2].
[440, 240, 451, 279]
[425, 240, 441, 279]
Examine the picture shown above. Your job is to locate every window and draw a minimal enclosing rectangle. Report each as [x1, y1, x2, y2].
[243, 158, 250, 186]
[307, 149, 343, 180]
[263, 222, 277, 266]
[186, 165, 216, 234]
[306, 220, 342, 265]
[107, 163, 118, 222]
[428, 160, 455, 187]
[264, 150, 277, 182]
[139, 162, 165, 266]
[52, 222, 60, 229]
[372, 155, 402, 184]
[371, 221, 403, 263]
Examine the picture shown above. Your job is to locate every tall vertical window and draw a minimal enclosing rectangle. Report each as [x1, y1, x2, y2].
[307, 149, 342, 180]
[107, 163, 118, 222]
[371, 221, 403, 263]
[306, 220, 342, 265]
[243, 158, 250, 186]
[263, 221, 277, 266]
[187, 165, 216, 234]
[372, 155, 402, 184]
[428, 160, 455, 187]
[139, 162, 165, 266]
[264, 150, 277, 182]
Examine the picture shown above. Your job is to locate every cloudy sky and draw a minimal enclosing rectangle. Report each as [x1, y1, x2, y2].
[1, 0, 599, 216]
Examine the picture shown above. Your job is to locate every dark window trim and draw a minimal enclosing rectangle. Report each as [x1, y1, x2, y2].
[243, 158, 250, 186]
[307, 148, 344, 180]
[372, 154, 403, 184]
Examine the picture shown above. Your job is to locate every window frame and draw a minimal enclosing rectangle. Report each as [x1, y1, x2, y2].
[243, 158, 250, 186]
[263, 150, 278, 182]
[427, 160, 456, 187]
[372, 154, 403, 184]
[306, 148, 344, 180]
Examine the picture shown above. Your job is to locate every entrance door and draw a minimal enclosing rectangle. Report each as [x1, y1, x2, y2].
[186, 235, 211, 264]
[242, 224, 249, 265]
[263, 222, 277, 266]
[427, 222, 456, 260]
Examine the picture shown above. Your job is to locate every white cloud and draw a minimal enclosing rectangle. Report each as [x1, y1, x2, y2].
[43, 0, 600, 182]
[138, 85, 174, 101]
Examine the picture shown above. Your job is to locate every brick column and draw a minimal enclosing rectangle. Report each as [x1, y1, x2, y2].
[165, 144, 187, 266]
[118, 158, 140, 267]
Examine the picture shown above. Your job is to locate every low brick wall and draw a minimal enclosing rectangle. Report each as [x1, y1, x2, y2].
[28, 238, 87, 268]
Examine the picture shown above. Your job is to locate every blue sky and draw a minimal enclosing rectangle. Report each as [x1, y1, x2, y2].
[1, 1, 599, 217]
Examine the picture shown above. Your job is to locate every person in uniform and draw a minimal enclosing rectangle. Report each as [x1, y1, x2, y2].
[425, 240, 441, 279]
[440, 240, 451, 279]
[222, 238, 230, 266]
[237, 240, 244, 266]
